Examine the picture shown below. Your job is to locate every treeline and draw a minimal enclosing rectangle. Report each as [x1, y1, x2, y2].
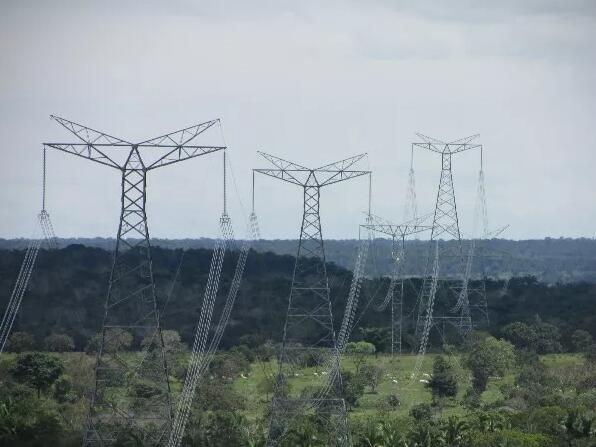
[2, 236, 596, 283]
[0, 245, 595, 353]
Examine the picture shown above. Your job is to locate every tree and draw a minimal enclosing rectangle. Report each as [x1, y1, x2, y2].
[199, 411, 246, 447]
[463, 336, 515, 394]
[196, 378, 245, 412]
[514, 357, 556, 407]
[0, 397, 64, 445]
[209, 350, 251, 381]
[53, 374, 75, 403]
[441, 415, 470, 447]
[255, 341, 276, 362]
[362, 420, 406, 446]
[256, 375, 275, 400]
[340, 370, 365, 410]
[427, 355, 458, 403]
[10, 353, 64, 398]
[501, 322, 537, 350]
[345, 341, 375, 373]
[471, 410, 507, 433]
[409, 421, 443, 446]
[4, 331, 35, 353]
[533, 321, 562, 354]
[359, 327, 391, 353]
[528, 406, 567, 437]
[410, 403, 432, 422]
[571, 329, 593, 353]
[141, 329, 185, 353]
[586, 344, 596, 364]
[87, 328, 133, 354]
[359, 363, 383, 393]
[43, 333, 75, 352]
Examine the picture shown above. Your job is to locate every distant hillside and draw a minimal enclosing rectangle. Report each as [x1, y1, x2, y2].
[1, 237, 595, 283]
[0, 246, 595, 352]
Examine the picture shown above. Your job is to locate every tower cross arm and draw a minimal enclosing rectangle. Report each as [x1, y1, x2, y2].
[316, 153, 367, 171]
[43, 143, 122, 169]
[145, 145, 226, 170]
[257, 151, 309, 171]
[140, 118, 226, 170]
[413, 133, 481, 155]
[253, 168, 309, 186]
[254, 152, 370, 186]
[50, 115, 132, 145]
[317, 169, 370, 187]
[136, 119, 220, 146]
[363, 213, 432, 237]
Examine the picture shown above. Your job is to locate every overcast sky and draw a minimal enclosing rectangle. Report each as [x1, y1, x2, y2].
[1, 0, 595, 240]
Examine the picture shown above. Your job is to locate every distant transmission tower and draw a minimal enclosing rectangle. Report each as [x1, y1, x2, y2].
[365, 214, 431, 356]
[412, 134, 482, 358]
[45, 115, 225, 446]
[254, 152, 370, 447]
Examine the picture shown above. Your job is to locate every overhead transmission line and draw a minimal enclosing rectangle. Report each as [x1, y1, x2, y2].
[168, 149, 260, 447]
[0, 146, 57, 353]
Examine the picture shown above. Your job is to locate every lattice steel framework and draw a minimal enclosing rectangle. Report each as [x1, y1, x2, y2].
[254, 152, 369, 447]
[413, 134, 482, 343]
[45, 115, 225, 446]
[363, 214, 431, 356]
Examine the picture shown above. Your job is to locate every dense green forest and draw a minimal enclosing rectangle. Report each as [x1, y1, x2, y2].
[0, 245, 595, 446]
[0, 245, 595, 351]
[2, 236, 596, 283]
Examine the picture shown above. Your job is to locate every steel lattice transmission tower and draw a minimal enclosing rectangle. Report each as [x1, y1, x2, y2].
[254, 152, 370, 447]
[364, 214, 431, 356]
[45, 115, 225, 446]
[413, 133, 482, 343]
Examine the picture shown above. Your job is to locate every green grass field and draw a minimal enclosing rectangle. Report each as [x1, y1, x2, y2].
[232, 353, 513, 421]
[1, 350, 584, 424]
[230, 352, 586, 423]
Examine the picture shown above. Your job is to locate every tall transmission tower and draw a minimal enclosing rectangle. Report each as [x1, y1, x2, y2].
[254, 152, 370, 447]
[364, 214, 431, 356]
[413, 133, 482, 349]
[44, 115, 225, 446]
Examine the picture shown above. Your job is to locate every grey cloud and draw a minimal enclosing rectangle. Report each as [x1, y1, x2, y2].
[0, 1, 595, 239]
[370, 0, 596, 23]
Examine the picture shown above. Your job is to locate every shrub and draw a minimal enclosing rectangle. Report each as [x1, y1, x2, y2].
[44, 333, 75, 352]
[410, 403, 432, 421]
[4, 332, 35, 353]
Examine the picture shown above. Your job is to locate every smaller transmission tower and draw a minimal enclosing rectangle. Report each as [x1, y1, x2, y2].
[254, 152, 370, 447]
[364, 214, 431, 356]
